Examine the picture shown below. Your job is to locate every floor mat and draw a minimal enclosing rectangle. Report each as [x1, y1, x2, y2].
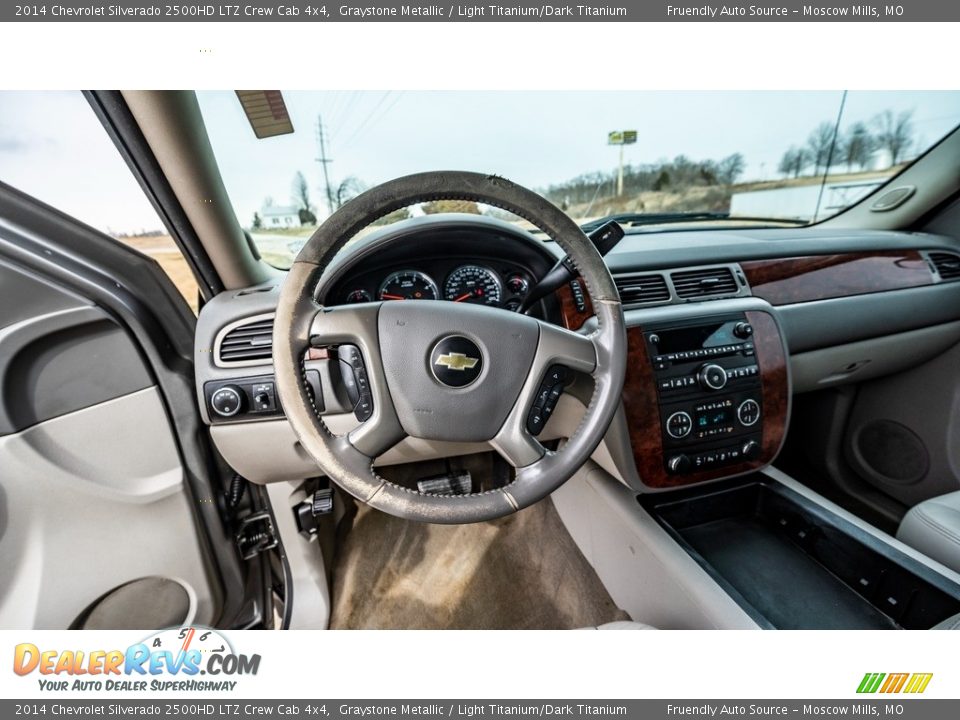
[328, 496, 630, 629]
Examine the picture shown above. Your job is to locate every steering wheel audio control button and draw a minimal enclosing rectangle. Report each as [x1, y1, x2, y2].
[527, 364, 572, 435]
[337, 345, 375, 421]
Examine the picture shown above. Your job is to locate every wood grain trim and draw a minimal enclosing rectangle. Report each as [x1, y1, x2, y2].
[557, 279, 594, 331]
[621, 311, 789, 488]
[742, 250, 931, 306]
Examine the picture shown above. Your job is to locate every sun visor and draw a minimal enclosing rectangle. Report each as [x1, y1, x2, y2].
[235, 90, 294, 139]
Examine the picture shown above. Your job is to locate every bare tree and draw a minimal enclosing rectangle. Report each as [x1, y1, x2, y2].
[873, 110, 914, 166]
[291, 171, 317, 225]
[778, 146, 810, 179]
[839, 122, 876, 172]
[807, 122, 838, 175]
[717, 153, 746, 185]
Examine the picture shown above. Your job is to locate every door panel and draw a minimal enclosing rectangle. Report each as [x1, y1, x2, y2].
[0, 387, 216, 628]
[0, 261, 155, 433]
[0, 183, 245, 630]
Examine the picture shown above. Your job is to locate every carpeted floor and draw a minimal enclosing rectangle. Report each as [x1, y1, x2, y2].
[328, 491, 630, 629]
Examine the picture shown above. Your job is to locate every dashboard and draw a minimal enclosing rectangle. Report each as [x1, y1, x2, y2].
[193, 214, 960, 491]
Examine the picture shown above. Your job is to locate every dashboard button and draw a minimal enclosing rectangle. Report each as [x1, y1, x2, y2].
[666, 411, 693, 439]
[211, 386, 244, 417]
[698, 363, 728, 391]
[738, 399, 761, 426]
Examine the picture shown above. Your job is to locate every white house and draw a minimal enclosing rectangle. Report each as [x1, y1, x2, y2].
[261, 204, 300, 228]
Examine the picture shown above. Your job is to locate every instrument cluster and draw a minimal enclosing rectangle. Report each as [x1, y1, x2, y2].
[337, 261, 534, 312]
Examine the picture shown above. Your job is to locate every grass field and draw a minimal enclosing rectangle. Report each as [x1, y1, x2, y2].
[116, 234, 199, 313]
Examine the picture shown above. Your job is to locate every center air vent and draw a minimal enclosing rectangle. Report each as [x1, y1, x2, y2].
[670, 267, 739, 299]
[613, 273, 671, 307]
[929, 252, 960, 281]
[218, 317, 274, 364]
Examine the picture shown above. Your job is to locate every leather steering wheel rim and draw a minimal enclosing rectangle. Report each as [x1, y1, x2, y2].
[273, 171, 626, 524]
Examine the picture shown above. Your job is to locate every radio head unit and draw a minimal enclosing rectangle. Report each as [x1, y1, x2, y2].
[644, 314, 763, 475]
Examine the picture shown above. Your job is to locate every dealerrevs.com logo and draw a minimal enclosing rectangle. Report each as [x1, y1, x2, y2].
[13, 627, 261, 692]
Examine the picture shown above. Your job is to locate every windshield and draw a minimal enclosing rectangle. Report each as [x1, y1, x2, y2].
[196, 91, 960, 269]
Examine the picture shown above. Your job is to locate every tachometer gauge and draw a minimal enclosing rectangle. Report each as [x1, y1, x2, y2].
[444, 265, 502, 306]
[378, 270, 439, 301]
[345, 289, 372, 304]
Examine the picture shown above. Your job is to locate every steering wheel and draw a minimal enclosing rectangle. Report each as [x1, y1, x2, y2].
[273, 171, 626, 523]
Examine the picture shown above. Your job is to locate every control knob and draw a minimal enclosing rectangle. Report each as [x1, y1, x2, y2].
[667, 454, 691, 474]
[698, 363, 728, 391]
[733, 321, 754, 339]
[741, 440, 761, 460]
[210, 385, 244, 417]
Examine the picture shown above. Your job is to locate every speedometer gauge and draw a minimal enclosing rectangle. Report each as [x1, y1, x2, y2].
[378, 270, 439, 301]
[444, 265, 502, 306]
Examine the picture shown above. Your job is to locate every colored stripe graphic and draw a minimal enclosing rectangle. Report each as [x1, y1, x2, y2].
[904, 673, 933, 694]
[881, 673, 909, 693]
[857, 672, 932, 694]
[857, 673, 886, 694]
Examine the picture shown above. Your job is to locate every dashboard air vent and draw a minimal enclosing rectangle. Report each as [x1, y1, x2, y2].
[671, 267, 739, 299]
[219, 318, 274, 363]
[930, 252, 960, 281]
[613, 273, 671, 307]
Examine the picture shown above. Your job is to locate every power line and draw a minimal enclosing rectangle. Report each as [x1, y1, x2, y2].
[339, 91, 394, 150]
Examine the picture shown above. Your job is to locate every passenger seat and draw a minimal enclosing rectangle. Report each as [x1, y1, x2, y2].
[897, 491, 960, 575]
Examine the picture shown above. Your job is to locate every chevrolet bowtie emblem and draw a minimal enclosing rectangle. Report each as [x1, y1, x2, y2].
[434, 352, 479, 371]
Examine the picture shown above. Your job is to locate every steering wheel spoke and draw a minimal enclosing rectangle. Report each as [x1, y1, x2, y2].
[307, 302, 407, 460]
[490, 320, 598, 469]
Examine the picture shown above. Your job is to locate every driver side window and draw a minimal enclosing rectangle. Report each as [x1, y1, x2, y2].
[0, 91, 200, 312]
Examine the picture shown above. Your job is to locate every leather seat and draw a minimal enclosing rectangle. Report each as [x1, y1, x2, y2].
[897, 491, 960, 575]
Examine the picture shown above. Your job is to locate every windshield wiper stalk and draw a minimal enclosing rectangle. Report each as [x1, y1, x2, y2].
[520, 221, 624, 313]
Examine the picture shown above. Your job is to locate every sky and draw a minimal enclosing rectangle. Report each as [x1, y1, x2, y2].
[1, 90, 959, 234]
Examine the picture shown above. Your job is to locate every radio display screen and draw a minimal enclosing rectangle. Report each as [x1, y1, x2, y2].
[696, 407, 732, 429]
[652, 321, 738, 354]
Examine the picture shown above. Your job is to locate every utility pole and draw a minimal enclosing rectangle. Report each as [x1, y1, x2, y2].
[608, 130, 636, 198]
[617, 144, 625, 197]
[315, 115, 334, 216]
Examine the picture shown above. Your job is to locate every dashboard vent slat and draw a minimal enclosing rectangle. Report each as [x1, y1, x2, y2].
[613, 273, 671, 307]
[219, 318, 274, 363]
[670, 267, 739, 299]
[930, 252, 960, 281]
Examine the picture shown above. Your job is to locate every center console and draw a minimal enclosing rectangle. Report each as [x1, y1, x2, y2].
[641, 475, 960, 629]
[622, 308, 789, 488]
